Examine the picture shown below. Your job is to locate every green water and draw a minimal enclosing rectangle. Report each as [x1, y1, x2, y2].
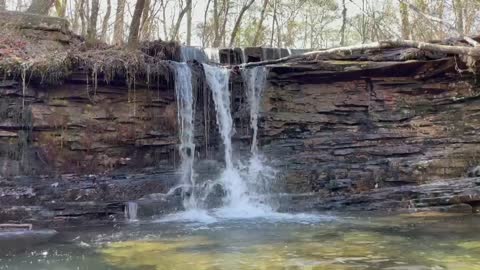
[1, 212, 480, 270]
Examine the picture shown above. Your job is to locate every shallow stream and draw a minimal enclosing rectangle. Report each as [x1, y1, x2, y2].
[1, 211, 480, 270]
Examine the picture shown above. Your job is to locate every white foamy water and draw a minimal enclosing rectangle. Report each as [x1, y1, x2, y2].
[156, 208, 335, 224]
[172, 62, 197, 209]
[241, 66, 268, 154]
[201, 64, 275, 218]
[124, 202, 138, 222]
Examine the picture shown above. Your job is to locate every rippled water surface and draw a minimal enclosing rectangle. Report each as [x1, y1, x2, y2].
[2, 211, 480, 270]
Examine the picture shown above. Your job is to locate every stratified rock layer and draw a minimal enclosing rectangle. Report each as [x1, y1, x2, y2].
[260, 58, 480, 196]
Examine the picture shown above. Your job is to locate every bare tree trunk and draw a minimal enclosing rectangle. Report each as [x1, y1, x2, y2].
[270, 0, 277, 47]
[101, 0, 112, 42]
[213, 0, 219, 46]
[26, 0, 54, 14]
[79, 0, 87, 36]
[72, 0, 81, 33]
[113, 0, 126, 46]
[87, 0, 100, 43]
[128, 0, 147, 49]
[202, 0, 212, 47]
[453, 0, 464, 35]
[399, 1, 410, 39]
[229, 0, 255, 47]
[186, 0, 192, 45]
[140, 0, 151, 40]
[55, 0, 67, 17]
[340, 0, 347, 46]
[0, 0, 6, 11]
[170, 0, 191, 41]
[253, 0, 269, 46]
[218, 1, 230, 47]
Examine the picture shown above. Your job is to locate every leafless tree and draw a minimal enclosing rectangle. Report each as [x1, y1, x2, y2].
[128, 0, 147, 48]
[26, 0, 55, 14]
[113, 0, 126, 45]
[87, 0, 100, 43]
[101, 0, 112, 42]
[229, 0, 255, 47]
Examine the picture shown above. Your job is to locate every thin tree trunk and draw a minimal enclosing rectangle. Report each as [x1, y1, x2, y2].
[229, 0, 255, 47]
[186, 0, 192, 45]
[26, 0, 54, 14]
[213, 0, 219, 46]
[219, 1, 230, 47]
[202, 0, 212, 47]
[140, 0, 151, 40]
[270, 0, 277, 47]
[454, 0, 464, 35]
[253, 0, 269, 46]
[113, 0, 126, 46]
[128, 0, 146, 49]
[72, 0, 81, 33]
[55, 0, 67, 17]
[170, 0, 191, 41]
[340, 0, 347, 45]
[101, 0, 112, 42]
[399, 1, 410, 39]
[87, 0, 100, 43]
[79, 0, 87, 36]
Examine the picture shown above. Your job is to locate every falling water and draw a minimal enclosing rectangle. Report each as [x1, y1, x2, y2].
[124, 202, 138, 222]
[204, 48, 221, 63]
[241, 66, 276, 204]
[171, 62, 197, 209]
[203, 64, 273, 217]
[180, 46, 222, 64]
[241, 66, 268, 154]
[180, 46, 208, 63]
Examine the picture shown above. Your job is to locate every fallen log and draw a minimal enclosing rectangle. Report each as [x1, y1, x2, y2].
[241, 39, 480, 68]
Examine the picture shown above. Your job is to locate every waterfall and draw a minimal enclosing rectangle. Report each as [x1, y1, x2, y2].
[204, 48, 220, 63]
[171, 62, 197, 209]
[180, 46, 208, 63]
[241, 66, 268, 154]
[124, 202, 138, 222]
[180, 46, 221, 64]
[241, 66, 276, 204]
[203, 64, 273, 216]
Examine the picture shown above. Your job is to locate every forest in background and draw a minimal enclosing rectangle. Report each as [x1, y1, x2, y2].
[0, 0, 479, 49]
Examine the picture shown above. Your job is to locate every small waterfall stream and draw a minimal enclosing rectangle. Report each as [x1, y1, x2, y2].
[171, 62, 197, 209]
[165, 48, 275, 221]
[202, 64, 273, 217]
[241, 66, 268, 154]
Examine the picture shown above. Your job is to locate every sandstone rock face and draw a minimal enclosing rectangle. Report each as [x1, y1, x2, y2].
[0, 78, 178, 176]
[259, 58, 480, 196]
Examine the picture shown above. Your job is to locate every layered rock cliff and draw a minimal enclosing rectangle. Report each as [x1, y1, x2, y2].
[2, 13, 480, 226]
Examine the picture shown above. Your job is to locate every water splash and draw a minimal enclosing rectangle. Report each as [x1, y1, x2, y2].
[171, 62, 197, 209]
[204, 48, 220, 63]
[241, 66, 268, 154]
[124, 202, 138, 222]
[203, 64, 273, 216]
